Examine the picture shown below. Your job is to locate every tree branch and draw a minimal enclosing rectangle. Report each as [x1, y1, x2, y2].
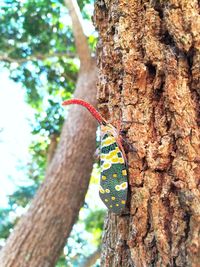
[64, 0, 91, 65]
[0, 62, 98, 267]
[0, 51, 76, 64]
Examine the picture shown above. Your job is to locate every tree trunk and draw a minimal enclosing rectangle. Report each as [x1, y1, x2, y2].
[0, 63, 97, 267]
[47, 133, 59, 164]
[0, 0, 98, 266]
[94, 1, 200, 266]
[0, 62, 97, 267]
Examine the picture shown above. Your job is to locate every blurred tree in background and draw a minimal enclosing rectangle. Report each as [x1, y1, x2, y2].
[0, 0, 105, 266]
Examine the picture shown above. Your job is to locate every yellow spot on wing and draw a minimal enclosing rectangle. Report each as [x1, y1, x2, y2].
[115, 182, 128, 191]
[106, 153, 116, 160]
[112, 158, 119, 163]
[113, 174, 117, 178]
[105, 199, 108, 202]
[115, 185, 120, 191]
[122, 170, 127, 176]
[112, 150, 118, 155]
[121, 200, 126, 204]
[102, 162, 111, 169]
[102, 137, 115, 146]
[119, 158, 124, 164]
[105, 154, 112, 160]
[121, 182, 128, 189]
[111, 196, 116, 200]
[99, 186, 105, 194]
[115, 147, 120, 153]
[102, 175, 106, 180]
[105, 189, 110, 193]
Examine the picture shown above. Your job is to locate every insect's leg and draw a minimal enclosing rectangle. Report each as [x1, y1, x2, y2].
[116, 136, 128, 164]
[114, 120, 128, 164]
[116, 120, 137, 164]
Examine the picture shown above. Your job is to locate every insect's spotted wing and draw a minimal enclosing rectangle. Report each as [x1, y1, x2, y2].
[99, 132, 128, 214]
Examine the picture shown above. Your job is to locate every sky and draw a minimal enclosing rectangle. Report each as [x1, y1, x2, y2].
[0, 69, 34, 207]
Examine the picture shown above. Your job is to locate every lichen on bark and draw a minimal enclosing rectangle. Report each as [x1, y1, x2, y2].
[94, 1, 200, 266]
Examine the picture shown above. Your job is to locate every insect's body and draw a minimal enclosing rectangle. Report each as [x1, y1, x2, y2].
[100, 124, 128, 213]
[62, 99, 128, 214]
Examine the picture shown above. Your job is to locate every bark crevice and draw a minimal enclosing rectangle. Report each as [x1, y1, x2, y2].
[94, 0, 200, 266]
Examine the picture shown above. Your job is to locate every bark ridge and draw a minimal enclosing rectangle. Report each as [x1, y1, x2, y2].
[94, 1, 200, 266]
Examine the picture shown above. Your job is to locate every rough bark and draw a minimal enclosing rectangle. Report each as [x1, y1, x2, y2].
[94, 1, 200, 266]
[0, 0, 97, 266]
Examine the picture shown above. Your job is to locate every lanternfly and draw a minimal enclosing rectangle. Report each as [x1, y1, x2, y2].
[62, 99, 128, 214]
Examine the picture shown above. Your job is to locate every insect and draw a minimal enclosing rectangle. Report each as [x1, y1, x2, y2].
[62, 99, 128, 214]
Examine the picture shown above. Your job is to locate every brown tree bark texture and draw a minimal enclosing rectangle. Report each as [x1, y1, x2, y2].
[94, 1, 200, 266]
[47, 133, 59, 164]
[0, 63, 97, 267]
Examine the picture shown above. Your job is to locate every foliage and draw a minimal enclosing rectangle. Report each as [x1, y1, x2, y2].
[0, 0, 102, 266]
[8, 185, 38, 208]
[0, 208, 15, 240]
[63, 208, 105, 266]
[84, 209, 105, 245]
